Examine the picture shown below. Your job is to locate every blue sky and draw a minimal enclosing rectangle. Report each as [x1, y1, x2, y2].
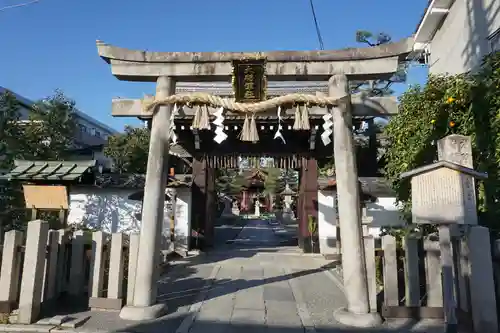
[1, 0, 429, 131]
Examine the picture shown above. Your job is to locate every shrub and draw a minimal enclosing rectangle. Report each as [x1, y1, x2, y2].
[383, 51, 500, 236]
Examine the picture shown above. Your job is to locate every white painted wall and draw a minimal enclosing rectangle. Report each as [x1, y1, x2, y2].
[68, 187, 176, 244]
[317, 190, 339, 255]
[317, 190, 405, 246]
[174, 188, 192, 255]
[429, 0, 500, 74]
[68, 188, 142, 233]
[365, 197, 405, 238]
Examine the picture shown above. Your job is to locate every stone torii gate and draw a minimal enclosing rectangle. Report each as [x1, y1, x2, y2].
[96, 39, 412, 327]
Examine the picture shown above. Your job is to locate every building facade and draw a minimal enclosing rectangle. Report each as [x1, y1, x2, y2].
[413, 0, 500, 74]
[0, 86, 117, 147]
[0, 87, 117, 168]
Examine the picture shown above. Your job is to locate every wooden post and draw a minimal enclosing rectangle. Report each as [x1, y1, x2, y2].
[191, 157, 207, 249]
[297, 160, 305, 249]
[205, 167, 216, 247]
[302, 157, 318, 253]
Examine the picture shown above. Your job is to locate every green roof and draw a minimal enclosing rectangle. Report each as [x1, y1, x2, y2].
[3, 160, 97, 181]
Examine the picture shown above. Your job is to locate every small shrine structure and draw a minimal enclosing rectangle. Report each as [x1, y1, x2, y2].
[240, 169, 269, 213]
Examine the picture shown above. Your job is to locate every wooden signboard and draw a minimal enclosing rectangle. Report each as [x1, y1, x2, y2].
[232, 59, 266, 103]
[22, 185, 69, 209]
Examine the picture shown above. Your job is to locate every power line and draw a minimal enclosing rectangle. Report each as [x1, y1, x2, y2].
[308, 0, 324, 50]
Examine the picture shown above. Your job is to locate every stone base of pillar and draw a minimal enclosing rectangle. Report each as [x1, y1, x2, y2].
[119, 303, 167, 321]
[333, 307, 382, 328]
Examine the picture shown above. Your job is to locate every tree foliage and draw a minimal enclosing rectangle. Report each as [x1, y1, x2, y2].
[0, 90, 79, 231]
[22, 91, 77, 160]
[104, 126, 150, 174]
[215, 169, 246, 195]
[383, 51, 500, 234]
[262, 168, 281, 195]
[352, 30, 402, 97]
[0, 92, 23, 169]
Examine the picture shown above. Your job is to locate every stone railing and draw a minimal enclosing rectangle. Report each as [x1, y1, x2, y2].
[364, 226, 497, 333]
[0, 220, 148, 324]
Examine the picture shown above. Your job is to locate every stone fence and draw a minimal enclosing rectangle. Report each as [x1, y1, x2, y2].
[365, 226, 498, 333]
[0, 220, 146, 324]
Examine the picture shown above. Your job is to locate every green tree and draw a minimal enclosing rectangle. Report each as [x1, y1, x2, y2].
[0, 92, 25, 233]
[352, 31, 406, 97]
[21, 90, 77, 160]
[0, 90, 79, 232]
[262, 168, 281, 195]
[383, 51, 500, 235]
[0, 92, 23, 168]
[215, 169, 246, 196]
[104, 126, 150, 173]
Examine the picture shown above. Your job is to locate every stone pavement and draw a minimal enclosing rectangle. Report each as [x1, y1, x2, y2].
[30, 218, 445, 333]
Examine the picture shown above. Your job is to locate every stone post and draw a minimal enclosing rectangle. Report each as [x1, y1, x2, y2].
[119, 76, 174, 320]
[0, 230, 23, 306]
[18, 220, 49, 324]
[329, 74, 381, 327]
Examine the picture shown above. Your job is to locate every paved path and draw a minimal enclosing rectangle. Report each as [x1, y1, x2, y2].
[230, 219, 285, 246]
[65, 219, 444, 333]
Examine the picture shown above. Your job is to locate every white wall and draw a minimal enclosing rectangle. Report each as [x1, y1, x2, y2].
[429, 0, 500, 74]
[317, 190, 405, 243]
[68, 188, 142, 233]
[174, 188, 192, 255]
[365, 197, 405, 238]
[317, 190, 339, 255]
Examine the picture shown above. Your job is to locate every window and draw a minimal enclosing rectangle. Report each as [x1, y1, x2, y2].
[79, 124, 87, 133]
[95, 130, 101, 138]
[488, 28, 500, 53]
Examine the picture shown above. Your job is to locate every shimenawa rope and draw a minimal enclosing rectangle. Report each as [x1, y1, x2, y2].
[143, 92, 346, 142]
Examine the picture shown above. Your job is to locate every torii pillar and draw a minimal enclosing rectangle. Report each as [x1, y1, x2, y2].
[119, 76, 173, 320]
[329, 74, 382, 327]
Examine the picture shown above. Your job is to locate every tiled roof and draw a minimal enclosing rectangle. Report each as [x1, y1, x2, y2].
[169, 144, 192, 158]
[2, 160, 97, 181]
[94, 173, 146, 188]
[318, 176, 394, 196]
[93, 173, 192, 189]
